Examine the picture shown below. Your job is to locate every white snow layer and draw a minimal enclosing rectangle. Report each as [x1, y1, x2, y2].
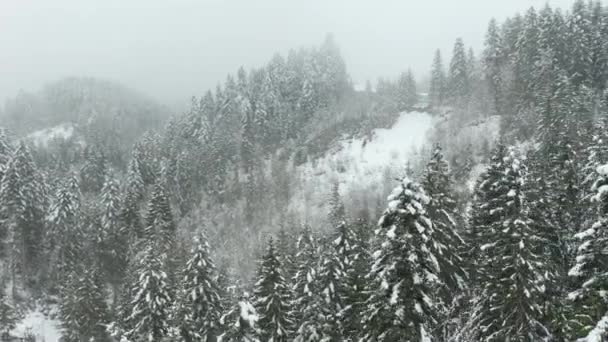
[290, 111, 433, 225]
[597, 164, 608, 176]
[27, 123, 74, 147]
[578, 314, 608, 342]
[12, 309, 62, 342]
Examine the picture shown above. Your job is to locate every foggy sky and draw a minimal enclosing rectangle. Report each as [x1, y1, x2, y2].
[0, 0, 578, 109]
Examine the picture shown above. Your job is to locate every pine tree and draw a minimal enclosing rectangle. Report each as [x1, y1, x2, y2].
[291, 226, 322, 342]
[98, 174, 127, 305]
[120, 246, 173, 342]
[421, 145, 467, 300]
[363, 177, 439, 341]
[253, 238, 294, 342]
[292, 239, 323, 341]
[174, 233, 223, 342]
[465, 143, 508, 283]
[567, 163, 608, 339]
[80, 144, 107, 193]
[144, 182, 175, 251]
[512, 7, 540, 110]
[0, 288, 16, 336]
[316, 240, 345, 341]
[47, 174, 82, 280]
[59, 265, 110, 342]
[482, 18, 504, 115]
[276, 227, 297, 283]
[429, 49, 446, 108]
[0, 128, 12, 182]
[396, 70, 417, 110]
[536, 74, 590, 279]
[448, 38, 470, 105]
[469, 146, 550, 341]
[567, 0, 593, 86]
[0, 142, 45, 293]
[121, 157, 145, 244]
[589, 0, 608, 92]
[343, 218, 371, 341]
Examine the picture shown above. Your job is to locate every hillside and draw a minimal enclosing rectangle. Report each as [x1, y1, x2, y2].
[290, 111, 434, 225]
[2, 77, 168, 166]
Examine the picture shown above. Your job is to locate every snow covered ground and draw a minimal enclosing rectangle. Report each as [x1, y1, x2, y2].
[11, 309, 61, 342]
[26, 123, 74, 147]
[290, 111, 434, 225]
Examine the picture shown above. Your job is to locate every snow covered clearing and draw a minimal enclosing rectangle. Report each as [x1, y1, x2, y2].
[11, 309, 62, 342]
[289, 111, 434, 225]
[26, 123, 74, 147]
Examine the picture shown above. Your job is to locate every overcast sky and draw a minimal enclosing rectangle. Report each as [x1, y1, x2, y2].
[0, 0, 578, 109]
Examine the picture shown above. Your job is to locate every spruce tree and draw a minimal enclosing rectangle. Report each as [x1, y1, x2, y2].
[343, 218, 372, 341]
[59, 265, 110, 342]
[80, 144, 107, 193]
[174, 233, 223, 342]
[482, 18, 504, 115]
[253, 238, 294, 342]
[0, 128, 12, 182]
[421, 145, 467, 300]
[363, 177, 440, 341]
[568, 163, 608, 339]
[144, 182, 176, 252]
[396, 70, 417, 110]
[448, 38, 470, 105]
[0, 288, 16, 336]
[47, 174, 82, 280]
[120, 245, 173, 342]
[469, 146, 550, 341]
[316, 240, 345, 341]
[292, 226, 322, 342]
[567, 0, 593, 86]
[98, 174, 127, 304]
[121, 157, 145, 244]
[429, 49, 446, 108]
[0, 142, 45, 292]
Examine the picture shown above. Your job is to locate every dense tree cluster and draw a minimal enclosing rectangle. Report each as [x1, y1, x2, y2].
[2, 1, 608, 341]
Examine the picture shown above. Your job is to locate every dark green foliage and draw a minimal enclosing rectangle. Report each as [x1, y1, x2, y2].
[80, 144, 107, 193]
[363, 178, 440, 342]
[121, 157, 145, 244]
[98, 174, 128, 294]
[0, 289, 17, 335]
[117, 246, 173, 342]
[567, 164, 608, 339]
[421, 145, 467, 299]
[47, 174, 82, 280]
[468, 146, 550, 341]
[253, 238, 294, 342]
[174, 233, 223, 342]
[144, 182, 176, 250]
[59, 266, 110, 342]
[292, 226, 322, 342]
[0, 142, 46, 290]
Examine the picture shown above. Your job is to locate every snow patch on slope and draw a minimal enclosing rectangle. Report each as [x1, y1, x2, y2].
[27, 123, 74, 147]
[290, 111, 434, 225]
[578, 314, 608, 342]
[12, 309, 61, 342]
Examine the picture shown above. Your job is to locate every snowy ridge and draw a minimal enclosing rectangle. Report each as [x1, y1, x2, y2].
[26, 123, 74, 147]
[290, 111, 434, 224]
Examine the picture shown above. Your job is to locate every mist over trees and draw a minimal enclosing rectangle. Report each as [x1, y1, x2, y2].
[1, 1, 608, 341]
